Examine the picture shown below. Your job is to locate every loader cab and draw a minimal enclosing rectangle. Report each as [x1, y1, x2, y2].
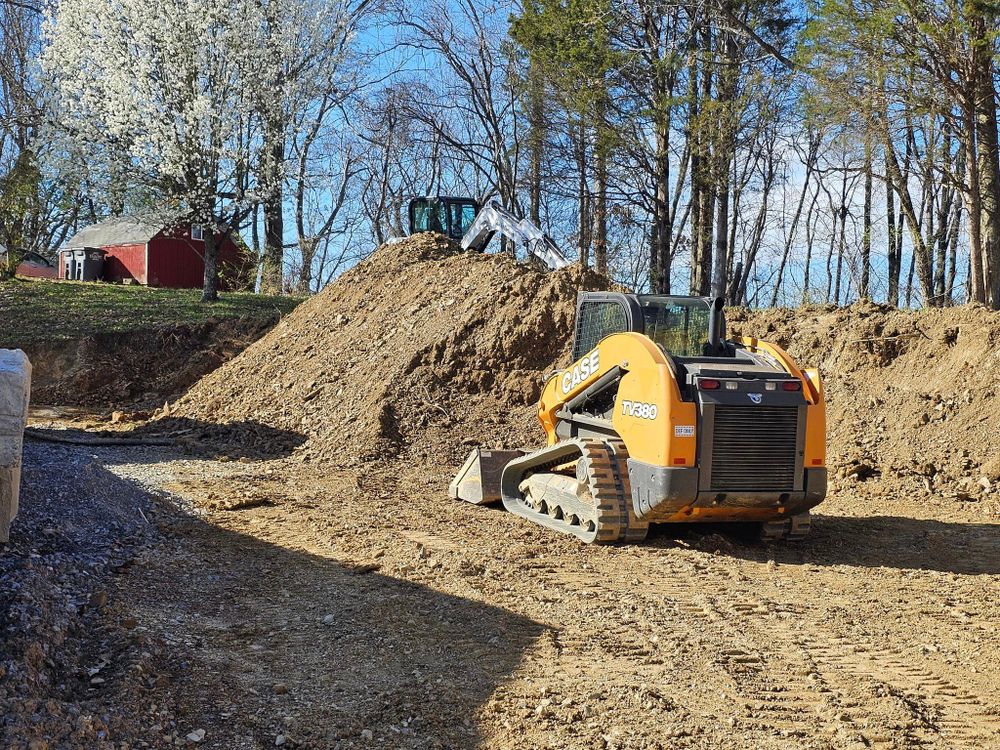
[571, 293, 727, 362]
[408, 196, 480, 241]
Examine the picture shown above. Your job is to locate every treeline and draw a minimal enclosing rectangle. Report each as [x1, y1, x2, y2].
[1, 0, 999, 309]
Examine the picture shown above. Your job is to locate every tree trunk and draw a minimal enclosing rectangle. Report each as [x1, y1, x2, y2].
[651, 59, 672, 294]
[973, 22, 1000, 309]
[861, 138, 872, 299]
[883, 132, 935, 306]
[886, 147, 900, 306]
[528, 67, 544, 225]
[575, 120, 590, 268]
[653, 124, 671, 293]
[299, 238, 316, 293]
[260, 116, 285, 294]
[962, 110, 985, 303]
[905, 251, 916, 308]
[803, 189, 817, 303]
[713, 168, 730, 299]
[711, 28, 737, 300]
[687, 49, 703, 294]
[593, 105, 609, 275]
[202, 228, 219, 302]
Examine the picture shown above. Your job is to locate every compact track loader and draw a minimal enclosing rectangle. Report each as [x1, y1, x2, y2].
[450, 293, 827, 543]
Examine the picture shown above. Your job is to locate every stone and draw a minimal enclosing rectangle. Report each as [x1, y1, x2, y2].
[186, 729, 206, 743]
[0, 349, 30, 544]
[88, 590, 108, 609]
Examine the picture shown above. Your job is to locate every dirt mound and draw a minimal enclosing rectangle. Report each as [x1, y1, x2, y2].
[170, 234, 611, 465]
[171, 235, 1000, 513]
[729, 302, 1000, 511]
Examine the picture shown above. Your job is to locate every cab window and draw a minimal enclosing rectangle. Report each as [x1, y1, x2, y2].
[573, 301, 628, 361]
[640, 299, 711, 357]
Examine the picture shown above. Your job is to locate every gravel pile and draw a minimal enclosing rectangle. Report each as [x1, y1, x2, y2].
[0, 443, 181, 749]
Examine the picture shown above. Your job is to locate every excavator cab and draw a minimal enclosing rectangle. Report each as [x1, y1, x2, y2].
[408, 196, 480, 241]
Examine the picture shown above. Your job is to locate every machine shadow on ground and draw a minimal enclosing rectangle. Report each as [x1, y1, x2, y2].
[25, 417, 308, 462]
[643, 513, 1000, 576]
[9, 443, 545, 750]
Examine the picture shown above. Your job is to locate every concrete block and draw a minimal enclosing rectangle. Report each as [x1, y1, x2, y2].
[0, 349, 31, 543]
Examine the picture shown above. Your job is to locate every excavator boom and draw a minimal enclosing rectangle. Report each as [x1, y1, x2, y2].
[408, 196, 570, 270]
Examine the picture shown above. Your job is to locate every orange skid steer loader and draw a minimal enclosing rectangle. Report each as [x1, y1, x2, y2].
[450, 293, 827, 543]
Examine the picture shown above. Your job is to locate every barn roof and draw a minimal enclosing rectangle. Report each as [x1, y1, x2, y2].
[63, 216, 163, 249]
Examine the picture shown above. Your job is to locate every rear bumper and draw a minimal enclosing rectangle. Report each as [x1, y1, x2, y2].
[627, 458, 827, 522]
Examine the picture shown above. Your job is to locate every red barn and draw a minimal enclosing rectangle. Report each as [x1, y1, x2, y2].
[59, 217, 247, 289]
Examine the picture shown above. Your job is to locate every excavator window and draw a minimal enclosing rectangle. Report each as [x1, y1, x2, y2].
[453, 202, 477, 237]
[409, 197, 480, 240]
[410, 201, 446, 234]
[639, 298, 712, 357]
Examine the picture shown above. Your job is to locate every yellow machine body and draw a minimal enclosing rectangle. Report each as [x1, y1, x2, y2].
[537, 331, 826, 524]
[451, 293, 828, 542]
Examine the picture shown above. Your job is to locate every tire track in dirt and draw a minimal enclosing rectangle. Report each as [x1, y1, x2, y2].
[537, 548, 1000, 749]
[681, 569, 999, 749]
[538, 559, 840, 742]
[797, 634, 1000, 749]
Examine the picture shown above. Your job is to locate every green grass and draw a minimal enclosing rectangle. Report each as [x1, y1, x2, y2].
[0, 277, 305, 345]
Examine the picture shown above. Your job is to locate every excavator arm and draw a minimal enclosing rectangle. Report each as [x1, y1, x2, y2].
[461, 201, 570, 271]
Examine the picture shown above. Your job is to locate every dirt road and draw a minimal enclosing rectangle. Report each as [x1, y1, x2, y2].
[7, 431, 998, 750]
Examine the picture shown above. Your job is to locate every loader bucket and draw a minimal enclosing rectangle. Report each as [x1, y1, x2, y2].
[449, 448, 524, 505]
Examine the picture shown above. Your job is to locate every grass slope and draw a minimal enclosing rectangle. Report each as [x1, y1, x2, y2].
[0, 278, 304, 345]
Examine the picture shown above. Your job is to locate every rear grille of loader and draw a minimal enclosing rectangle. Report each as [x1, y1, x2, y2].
[709, 406, 799, 491]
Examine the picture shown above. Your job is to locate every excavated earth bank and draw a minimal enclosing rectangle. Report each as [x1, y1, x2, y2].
[731, 303, 1000, 515]
[170, 233, 610, 465]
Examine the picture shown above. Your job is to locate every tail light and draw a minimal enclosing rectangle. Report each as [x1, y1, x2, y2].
[782, 381, 802, 392]
[700, 378, 721, 390]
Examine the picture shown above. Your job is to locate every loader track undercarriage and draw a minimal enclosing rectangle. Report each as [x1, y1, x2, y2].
[758, 511, 812, 542]
[500, 438, 648, 544]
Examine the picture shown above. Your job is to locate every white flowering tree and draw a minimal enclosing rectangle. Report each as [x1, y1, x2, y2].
[42, 0, 269, 300]
[42, 0, 364, 299]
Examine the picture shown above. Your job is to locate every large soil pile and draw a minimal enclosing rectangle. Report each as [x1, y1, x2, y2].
[170, 234, 999, 511]
[730, 303, 1000, 510]
[169, 234, 610, 465]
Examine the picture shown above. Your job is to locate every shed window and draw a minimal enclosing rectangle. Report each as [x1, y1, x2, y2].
[191, 225, 204, 241]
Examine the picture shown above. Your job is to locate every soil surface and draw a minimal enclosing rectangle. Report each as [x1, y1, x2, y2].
[4, 237, 1000, 749]
[5, 423, 998, 750]
[19, 317, 284, 408]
